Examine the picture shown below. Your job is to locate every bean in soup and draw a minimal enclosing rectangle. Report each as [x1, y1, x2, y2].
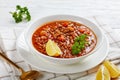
[32, 21, 97, 58]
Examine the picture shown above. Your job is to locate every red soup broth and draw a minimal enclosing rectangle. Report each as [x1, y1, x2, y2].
[32, 20, 97, 58]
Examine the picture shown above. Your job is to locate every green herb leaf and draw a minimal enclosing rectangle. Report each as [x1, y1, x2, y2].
[72, 34, 88, 55]
[10, 5, 31, 23]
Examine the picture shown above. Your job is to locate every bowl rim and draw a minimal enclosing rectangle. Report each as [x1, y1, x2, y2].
[24, 14, 104, 61]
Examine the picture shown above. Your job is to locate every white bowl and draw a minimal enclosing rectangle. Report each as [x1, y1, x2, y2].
[24, 14, 103, 65]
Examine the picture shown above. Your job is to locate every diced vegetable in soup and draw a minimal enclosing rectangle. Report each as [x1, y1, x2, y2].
[32, 20, 97, 58]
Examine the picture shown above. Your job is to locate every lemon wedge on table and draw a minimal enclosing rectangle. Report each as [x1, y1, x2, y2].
[103, 60, 120, 78]
[46, 39, 62, 56]
[96, 65, 110, 80]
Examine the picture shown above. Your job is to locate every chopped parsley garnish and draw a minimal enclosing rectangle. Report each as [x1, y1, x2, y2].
[10, 5, 31, 23]
[72, 34, 88, 55]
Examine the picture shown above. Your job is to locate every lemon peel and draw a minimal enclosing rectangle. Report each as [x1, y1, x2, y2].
[46, 39, 62, 57]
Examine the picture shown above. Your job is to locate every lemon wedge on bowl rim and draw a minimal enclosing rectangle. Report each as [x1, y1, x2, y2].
[46, 39, 62, 57]
[103, 60, 120, 78]
[96, 65, 110, 80]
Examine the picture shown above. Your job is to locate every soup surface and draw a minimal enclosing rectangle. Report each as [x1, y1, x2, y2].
[32, 21, 97, 58]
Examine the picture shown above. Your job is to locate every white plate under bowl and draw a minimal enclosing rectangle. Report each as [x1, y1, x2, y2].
[16, 32, 109, 74]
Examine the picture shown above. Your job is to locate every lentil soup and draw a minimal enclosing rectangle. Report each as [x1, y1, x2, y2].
[32, 20, 97, 58]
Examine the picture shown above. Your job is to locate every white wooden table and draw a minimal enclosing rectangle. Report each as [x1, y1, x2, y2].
[0, 0, 120, 80]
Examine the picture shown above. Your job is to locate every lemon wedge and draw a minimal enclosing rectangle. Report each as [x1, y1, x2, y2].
[46, 39, 62, 56]
[96, 65, 110, 80]
[103, 60, 120, 78]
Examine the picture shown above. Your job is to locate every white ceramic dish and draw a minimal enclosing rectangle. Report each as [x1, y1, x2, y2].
[16, 32, 109, 74]
[24, 15, 104, 64]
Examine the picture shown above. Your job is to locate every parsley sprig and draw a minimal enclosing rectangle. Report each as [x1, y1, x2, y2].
[72, 34, 88, 55]
[10, 5, 31, 23]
